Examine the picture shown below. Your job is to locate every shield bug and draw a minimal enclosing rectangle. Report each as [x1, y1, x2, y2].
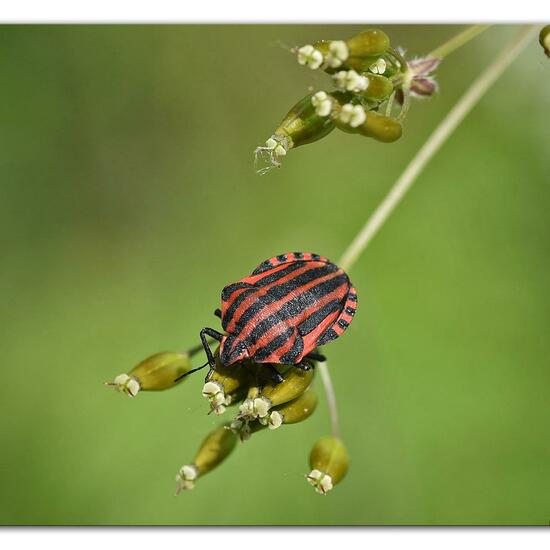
[185, 252, 357, 382]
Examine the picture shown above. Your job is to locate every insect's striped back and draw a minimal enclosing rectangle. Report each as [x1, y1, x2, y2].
[220, 252, 357, 365]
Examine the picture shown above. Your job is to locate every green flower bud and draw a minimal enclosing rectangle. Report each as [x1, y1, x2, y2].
[260, 366, 315, 406]
[106, 352, 192, 397]
[239, 365, 315, 422]
[258, 388, 318, 431]
[275, 93, 336, 149]
[540, 25, 550, 58]
[362, 74, 394, 102]
[175, 425, 237, 494]
[244, 388, 318, 439]
[202, 347, 251, 415]
[346, 29, 390, 59]
[307, 436, 349, 495]
[255, 93, 336, 173]
[358, 111, 402, 143]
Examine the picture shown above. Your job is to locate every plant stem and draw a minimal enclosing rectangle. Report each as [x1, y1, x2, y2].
[339, 25, 536, 274]
[429, 24, 491, 59]
[319, 27, 535, 439]
[317, 361, 340, 439]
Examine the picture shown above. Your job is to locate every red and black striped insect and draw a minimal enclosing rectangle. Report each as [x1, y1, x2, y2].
[193, 252, 357, 382]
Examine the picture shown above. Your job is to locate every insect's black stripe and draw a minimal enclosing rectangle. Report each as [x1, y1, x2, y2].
[222, 262, 307, 330]
[279, 332, 304, 364]
[245, 274, 348, 348]
[234, 264, 341, 336]
[345, 306, 356, 316]
[221, 282, 253, 302]
[338, 319, 349, 329]
[348, 293, 357, 302]
[316, 328, 339, 346]
[297, 299, 343, 337]
[251, 326, 295, 362]
[292, 252, 303, 259]
[253, 261, 306, 286]
[251, 260, 275, 275]
[276, 254, 287, 262]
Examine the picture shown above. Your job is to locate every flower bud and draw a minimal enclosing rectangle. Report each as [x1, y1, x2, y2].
[250, 388, 318, 436]
[202, 348, 250, 414]
[175, 425, 237, 494]
[275, 93, 336, 149]
[106, 352, 192, 397]
[261, 388, 318, 428]
[255, 93, 336, 173]
[246, 367, 315, 418]
[540, 25, 550, 58]
[346, 29, 390, 59]
[307, 436, 349, 495]
[357, 111, 402, 143]
[361, 74, 394, 102]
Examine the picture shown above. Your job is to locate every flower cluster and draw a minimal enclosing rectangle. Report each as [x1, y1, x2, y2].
[254, 28, 441, 174]
[107, 345, 349, 496]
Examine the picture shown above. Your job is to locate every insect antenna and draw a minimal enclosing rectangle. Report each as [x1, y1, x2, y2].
[174, 361, 209, 382]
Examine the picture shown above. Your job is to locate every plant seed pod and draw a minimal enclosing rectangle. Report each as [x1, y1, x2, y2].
[361, 74, 394, 102]
[175, 425, 237, 494]
[357, 111, 402, 143]
[261, 366, 315, 406]
[106, 352, 192, 397]
[252, 388, 318, 433]
[307, 436, 349, 495]
[202, 347, 251, 414]
[274, 93, 336, 149]
[255, 93, 336, 173]
[540, 25, 550, 58]
[346, 29, 390, 59]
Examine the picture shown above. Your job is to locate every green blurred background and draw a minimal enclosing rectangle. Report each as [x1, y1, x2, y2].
[0, 24, 549, 525]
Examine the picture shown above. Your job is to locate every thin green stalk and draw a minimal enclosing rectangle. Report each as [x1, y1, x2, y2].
[320, 26, 536, 439]
[429, 24, 491, 59]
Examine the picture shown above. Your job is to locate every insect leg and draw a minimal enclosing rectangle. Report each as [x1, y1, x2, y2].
[200, 327, 224, 369]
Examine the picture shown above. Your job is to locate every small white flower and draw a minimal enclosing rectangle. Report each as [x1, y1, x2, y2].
[333, 70, 369, 93]
[265, 137, 278, 150]
[274, 144, 287, 157]
[202, 381, 222, 399]
[267, 411, 283, 430]
[339, 104, 366, 128]
[239, 396, 271, 420]
[311, 91, 332, 117]
[297, 44, 323, 70]
[369, 58, 387, 74]
[326, 40, 349, 68]
[212, 404, 226, 415]
[109, 373, 141, 397]
[253, 397, 270, 418]
[306, 469, 334, 495]
[175, 463, 198, 494]
[202, 381, 228, 415]
[254, 135, 291, 175]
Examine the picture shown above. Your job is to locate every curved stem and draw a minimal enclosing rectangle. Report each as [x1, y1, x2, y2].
[429, 24, 491, 59]
[339, 26, 536, 273]
[317, 361, 340, 439]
